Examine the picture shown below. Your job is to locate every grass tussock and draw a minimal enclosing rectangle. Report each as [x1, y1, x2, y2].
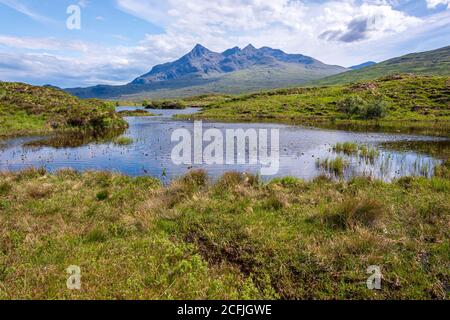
[333, 142, 359, 155]
[0, 169, 448, 300]
[113, 136, 133, 146]
[321, 196, 385, 230]
[316, 157, 350, 176]
[359, 145, 380, 162]
[332, 143, 381, 163]
[434, 159, 450, 179]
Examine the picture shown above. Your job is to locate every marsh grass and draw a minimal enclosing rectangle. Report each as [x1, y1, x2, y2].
[316, 157, 350, 176]
[321, 196, 385, 229]
[333, 142, 358, 155]
[359, 145, 380, 162]
[0, 181, 12, 195]
[113, 136, 133, 146]
[0, 169, 448, 299]
[332, 143, 380, 163]
[434, 159, 450, 179]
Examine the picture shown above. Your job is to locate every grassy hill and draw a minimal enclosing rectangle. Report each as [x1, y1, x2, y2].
[0, 82, 127, 137]
[312, 46, 450, 86]
[183, 74, 450, 136]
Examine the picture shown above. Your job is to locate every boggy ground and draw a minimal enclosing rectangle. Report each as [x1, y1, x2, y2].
[177, 74, 450, 137]
[0, 165, 448, 300]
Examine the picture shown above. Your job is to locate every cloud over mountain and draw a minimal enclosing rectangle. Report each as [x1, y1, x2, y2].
[0, 0, 448, 87]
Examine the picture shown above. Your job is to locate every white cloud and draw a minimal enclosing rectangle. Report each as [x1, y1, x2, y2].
[0, 0, 55, 23]
[112, 0, 425, 62]
[115, 0, 171, 26]
[78, 0, 89, 8]
[426, 0, 450, 8]
[0, 0, 447, 87]
[319, 3, 421, 42]
[0, 35, 92, 51]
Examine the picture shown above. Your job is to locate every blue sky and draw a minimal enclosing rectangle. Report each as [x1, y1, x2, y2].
[0, 0, 449, 87]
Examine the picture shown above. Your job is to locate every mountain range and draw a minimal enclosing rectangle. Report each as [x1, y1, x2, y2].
[65, 44, 450, 100]
[65, 44, 347, 99]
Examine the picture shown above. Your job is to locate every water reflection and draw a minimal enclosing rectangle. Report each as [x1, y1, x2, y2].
[0, 107, 448, 182]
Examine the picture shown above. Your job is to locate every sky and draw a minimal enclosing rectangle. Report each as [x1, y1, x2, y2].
[0, 0, 449, 88]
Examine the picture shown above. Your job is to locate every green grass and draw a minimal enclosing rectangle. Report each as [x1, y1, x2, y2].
[359, 145, 380, 162]
[0, 168, 448, 299]
[333, 142, 359, 155]
[0, 82, 127, 138]
[182, 74, 450, 137]
[332, 143, 380, 163]
[113, 136, 133, 146]
[435, 159, 450, 179]
[316, 157, 350, 176]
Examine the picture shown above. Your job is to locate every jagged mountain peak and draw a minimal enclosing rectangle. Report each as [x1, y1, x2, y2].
[189, 44, 211, 56]
[242, 44, 258, 53]
[130, 44, 347, 85]
[222, 46, 241, 56]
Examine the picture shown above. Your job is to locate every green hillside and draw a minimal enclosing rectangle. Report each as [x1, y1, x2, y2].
[120, 63, 345, 100]
[0, 82, 127, 137]
[312, 46, 450, 86]
[184, 74, 450, 137]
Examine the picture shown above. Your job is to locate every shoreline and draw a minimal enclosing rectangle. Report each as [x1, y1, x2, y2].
[176, 113, 450, 138]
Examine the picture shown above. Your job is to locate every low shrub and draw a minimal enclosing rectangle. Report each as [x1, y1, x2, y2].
[362, 98, 388, 120]
[336, 96, 388, 120]
[96, 190, 109, 201]
[336, 95, 366, 116]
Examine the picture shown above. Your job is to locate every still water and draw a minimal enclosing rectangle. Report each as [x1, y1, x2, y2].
[0, 107, 448, 182]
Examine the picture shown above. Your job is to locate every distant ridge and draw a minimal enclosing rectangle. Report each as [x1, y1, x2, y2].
[349, 61, 377, 70]
[65, 44, 347, 99]
[313, 46, 450, 86]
